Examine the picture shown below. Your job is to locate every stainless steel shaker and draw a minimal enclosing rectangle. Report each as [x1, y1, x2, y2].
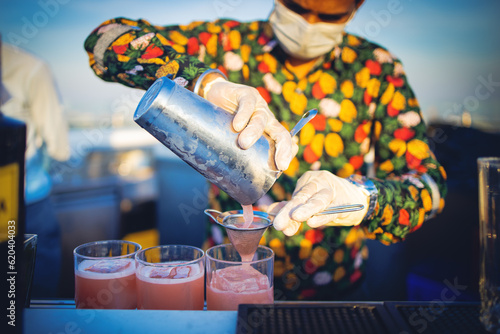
[133, 76, 280, 205]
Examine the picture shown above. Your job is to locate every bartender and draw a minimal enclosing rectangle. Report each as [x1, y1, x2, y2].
[83, 0, 447, 300]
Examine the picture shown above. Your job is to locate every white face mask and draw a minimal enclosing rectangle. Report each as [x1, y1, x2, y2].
[269, 0, 354, 60]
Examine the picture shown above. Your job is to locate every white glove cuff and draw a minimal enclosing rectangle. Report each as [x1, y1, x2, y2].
[193, 69, 227, 98]
[348, 175, 378, 221]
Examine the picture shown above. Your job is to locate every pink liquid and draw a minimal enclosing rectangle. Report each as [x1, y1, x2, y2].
[207, 265, 273, 310]
[136, 263, 204, 310]
[75, 259, 137, 309]
[242, 204, 254, 228]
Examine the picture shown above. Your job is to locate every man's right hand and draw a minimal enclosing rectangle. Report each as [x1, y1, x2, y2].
[203, 77, 298, 171]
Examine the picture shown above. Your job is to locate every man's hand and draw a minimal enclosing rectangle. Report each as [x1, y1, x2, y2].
[271, 171, 369, 236]
[204, 77, 298, 171]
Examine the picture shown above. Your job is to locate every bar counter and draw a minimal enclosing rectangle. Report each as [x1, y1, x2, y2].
[24, 299, 488, 334]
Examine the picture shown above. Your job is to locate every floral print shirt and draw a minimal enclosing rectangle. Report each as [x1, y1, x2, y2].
[84, 17, 447, 301]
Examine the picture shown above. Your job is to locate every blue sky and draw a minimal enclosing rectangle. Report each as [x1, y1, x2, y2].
[1, 0, 499, 129]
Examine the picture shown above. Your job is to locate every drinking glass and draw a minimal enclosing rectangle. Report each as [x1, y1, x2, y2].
[73, 240, 141, 309]
[135, 245, 205, 310]
[479, 157, 500, 332]
[206, 244, 274, 311]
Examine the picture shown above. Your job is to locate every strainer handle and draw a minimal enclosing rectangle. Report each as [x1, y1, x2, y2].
[204, 209, 222, 223]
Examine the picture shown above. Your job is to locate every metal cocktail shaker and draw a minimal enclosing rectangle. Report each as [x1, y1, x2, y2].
[133, 76, 280, 205]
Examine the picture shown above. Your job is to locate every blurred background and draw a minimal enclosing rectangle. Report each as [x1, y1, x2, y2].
[1, 0, 500, 301]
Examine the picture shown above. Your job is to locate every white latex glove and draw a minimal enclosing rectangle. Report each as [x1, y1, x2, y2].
[204, 77, 298, 171]
[271, 171, 369, 236]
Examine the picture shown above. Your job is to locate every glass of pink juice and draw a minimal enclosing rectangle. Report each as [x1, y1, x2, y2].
[135, 245, 205, 310]
[73, 240, 141, 309]
[206, 244, 274, 311]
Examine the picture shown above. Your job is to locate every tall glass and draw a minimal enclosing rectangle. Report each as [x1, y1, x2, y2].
[73, 240, 141, 309]
[206, 244, 274, 311]
[479, 157, 500, 332]
[135, 245, 205, 310]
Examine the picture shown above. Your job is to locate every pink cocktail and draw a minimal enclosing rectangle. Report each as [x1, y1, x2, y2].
[73, 240, 141, 309]
[206, 244, 274, 311]
[135, 245, 205, 310]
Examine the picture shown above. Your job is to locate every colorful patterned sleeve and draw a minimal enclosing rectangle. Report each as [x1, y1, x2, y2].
[83, 17, 214, 90]
[361, 49, 447, 245]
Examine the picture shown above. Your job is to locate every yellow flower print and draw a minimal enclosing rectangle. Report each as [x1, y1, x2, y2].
[341, 80, 354, 98]
[249, 21, 259, 31]
[137, 57, 166, 65]
[319, 72, 336, 95]
[269, 238, 286, 257]
[388, 139, 406, 157]
[263, 53, 278, 73]
[179, 20, 204, 31]
[155, 33, 170, 46]
[341, 46, 357, 63]
[327, 119, 343, 132]
[206, 34, 218, 57]
[281, 67, 295, 80]
[333, 249, 344, 264]
[299, 239, 313, 259]
[373, 227, 384, 234]
[284, 157, 300, 177]
[374, 121, 382, 140]
[438, 198, 445, 213]
[421, 189, 433, 212]
[366, 78, 381, 98]
[121, 19, 139, 26]
[171, 44, 185, 53]
[391, 91, 406, 110]
[311, 247, 329, 267]
[333, 266, 346, 282]
[297, 78, 308, 91]
[240, 44, 251, 62]
[308, 69, 323, 83]
[408, 185, 419, 201]
[408, 97, 419, 108]
[283, 81, 308, 115]
[117, 54, 130, 62]
[242, 64, 249, 80]
[347, 35, 361, 46]
[381, 205, 394, 226]
[339, 99, 357, 123]
[290, 94, 308, 115]
[407, 139, 430, 160]
[112, 33, 135, 46]
[259, 235, 266, 245]
[169, 30, 188, 45]
[310, 134, 325, 158]
[338, 163, 354, 178]
[155, 60, 179, 78]
[325, 133, 344, 157]
[439, 166, 447, 180]
[344, 228, 358, 246]
[380, 160, 394, 173]
[207, 22, 222, 34]
[282, 81, 296, 101]
[355, 67, 370, 88]
[380, 83, 395, 105]
[228, 30, 241, 50]
[300, 123, 315, 146]
[417, 207, 426, 227]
